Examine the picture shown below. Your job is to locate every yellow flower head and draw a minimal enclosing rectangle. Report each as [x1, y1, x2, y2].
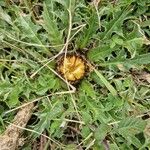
[58, 55, 86, 82]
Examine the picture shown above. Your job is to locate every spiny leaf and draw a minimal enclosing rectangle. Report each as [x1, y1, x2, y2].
[127, 53, 150, 65]
[17, 15, 50, 54]
[94, 124, 111, 142]
[101, 53, 150, 67]
[117, 117, 146, 136]
[78, 11, 97, 49]
[123, 23, 147, 58]
[116, 117, 146, 148]
[33, 101, 63, 138]
[87, 46, 114, 61]
[101, 5, 132, 40]
[80, 80, 96, 98]
[83, 98, 109, 122]
[8, 85, 23, 107]
[43, 3, 63, 51]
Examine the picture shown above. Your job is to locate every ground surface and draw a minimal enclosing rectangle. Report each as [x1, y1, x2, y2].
[0, 0, 150, 149]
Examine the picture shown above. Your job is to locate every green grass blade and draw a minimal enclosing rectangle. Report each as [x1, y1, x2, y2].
[94, 69, 118, 96]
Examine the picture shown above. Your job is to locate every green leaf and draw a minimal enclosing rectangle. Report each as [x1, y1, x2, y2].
[8, 85, 22, 107]
[127, 53, 150, 65]
[0, 6, 12, 25]
[36, 74, 57, 95]
[94, 69, 118, 96]
[0, 81, 12, 95]
[81, 125, 91, 138]
[128, 136, 142, 148]
[91, 72, 104, 87]
[50, 120, 61, 134]
[33, 101, 63, 137]
[0, 0, 149, 148]
[94, 124, 111, 142]
[107, 93, 124, 108]
[81, 111, 92, 124]
[16, 14, 50, 54]
[78, 11, 97, 49]
[101, 53, 150, 67]
[82, 96, 109, 122]
[65, 144, 77, 150]
[116, 117, 146, 148]
[80, 80, 96, 98]
[123, 23, 146, 58]
[87, 46, 114, 62]
[101, 5, 132, 40]
[43, 3, 63, 50]
[118, 117, 146, 135]
[17, 16, 40, 39]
